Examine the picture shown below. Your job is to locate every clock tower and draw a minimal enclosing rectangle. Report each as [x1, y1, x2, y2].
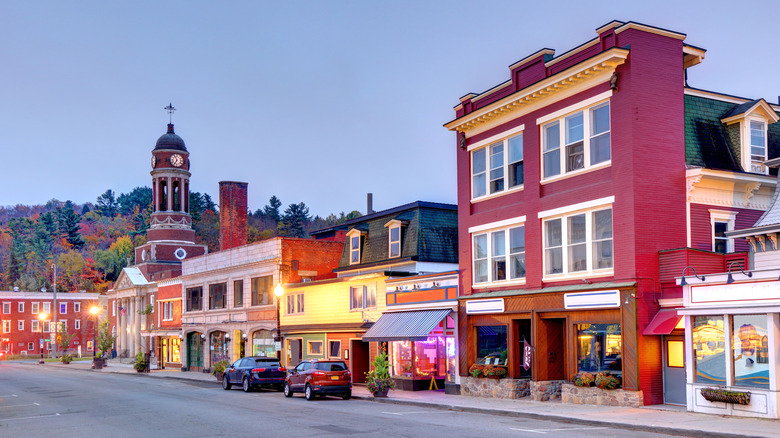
[134, 118, 207, 280]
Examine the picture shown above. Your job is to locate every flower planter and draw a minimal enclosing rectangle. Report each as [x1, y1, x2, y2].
[372, 387, 389, 398]
[700, 388, 751, 405]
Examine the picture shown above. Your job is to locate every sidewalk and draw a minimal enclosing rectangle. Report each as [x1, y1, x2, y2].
[48, 359, 779, 438]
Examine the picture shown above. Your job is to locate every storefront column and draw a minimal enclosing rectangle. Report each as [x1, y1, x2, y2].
[128, 297, 136, 355]
[134, 296, 142, 355]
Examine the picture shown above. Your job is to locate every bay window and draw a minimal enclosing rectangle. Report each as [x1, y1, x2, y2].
[471, 133, 523, 199]
[543, 207, 612, 277]
[472, 224, 525, 285]
[542, 102, 610, 179]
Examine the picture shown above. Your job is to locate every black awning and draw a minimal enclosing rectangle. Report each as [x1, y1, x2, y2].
[362, 309, 452, 342]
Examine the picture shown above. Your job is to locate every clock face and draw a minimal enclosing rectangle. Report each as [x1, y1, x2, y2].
[151, 156, 156, 168]
[170, 154, 184, 167]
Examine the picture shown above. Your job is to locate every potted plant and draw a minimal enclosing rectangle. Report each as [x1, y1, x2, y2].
[595, 372, 621, 390]
[365, 351, 394, 397]
[569, 372, 595, 387]
[61, 354, 72, 364]
[133, 351, 149, 372]
[212, 359, 230, 382]
[468, 363, 485, 378]
[485, 366, 507, 379]
[700, 388, 751, 405]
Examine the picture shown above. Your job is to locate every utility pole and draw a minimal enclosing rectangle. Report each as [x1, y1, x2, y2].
[52, 264, 57, 359]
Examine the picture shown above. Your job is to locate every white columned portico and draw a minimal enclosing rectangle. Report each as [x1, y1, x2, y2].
[119, 298, 127, 356]
[135, 296, 142, 355]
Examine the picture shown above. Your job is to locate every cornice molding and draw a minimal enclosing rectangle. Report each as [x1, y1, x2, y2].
[445, 48, 629, 134]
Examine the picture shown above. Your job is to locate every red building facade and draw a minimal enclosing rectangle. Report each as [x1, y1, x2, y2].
[446, 21, 777, 405]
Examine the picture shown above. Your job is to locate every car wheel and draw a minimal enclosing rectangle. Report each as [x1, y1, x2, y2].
[242, 377, 252, 393]
[284, 382, 293, 398]
[222, 376, 231, 390]
[341, 390, 351, 400]
[304, 384, 314, 401]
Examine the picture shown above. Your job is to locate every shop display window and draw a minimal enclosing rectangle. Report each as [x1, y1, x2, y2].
[576, 323, 622, 375]
[476, 325, 508, 366]
[252, 330, 275, 357]
[732, 314, 769, 389]
[392, 341, 413, 376]
[692, 316, 726, 385]
[414, 336, 446, 377]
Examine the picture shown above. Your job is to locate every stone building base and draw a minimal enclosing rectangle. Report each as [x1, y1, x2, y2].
[561, 383, 644, 407]
[460, 377, 531, 399]
[530, 380, 565, 401]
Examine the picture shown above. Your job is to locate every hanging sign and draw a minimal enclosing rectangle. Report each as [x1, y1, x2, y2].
[523, 339, 533, 371]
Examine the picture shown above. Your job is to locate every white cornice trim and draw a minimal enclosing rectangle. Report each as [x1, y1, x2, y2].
[536, 90, 612, 125]
[537, 196, 615, 219]
[468, 215, 527, 234]
[445, 49, 629, 134]
[685, 88, 780, 112]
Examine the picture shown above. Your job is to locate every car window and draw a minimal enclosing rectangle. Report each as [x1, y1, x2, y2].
[301, 362, 312, 371]
[319, 362, 346, 371]
[232, 359, 243, 368]
[295, 362, 307, 372]
[253, 359, 280, 367]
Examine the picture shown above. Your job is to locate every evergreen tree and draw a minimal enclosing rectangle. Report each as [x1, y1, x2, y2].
[262, 195, 283, 222]
[95, 189, 119, 217]
[55, 201, 85, 249]
[278, 202, 311, 238]
[117, 187, 153, 216]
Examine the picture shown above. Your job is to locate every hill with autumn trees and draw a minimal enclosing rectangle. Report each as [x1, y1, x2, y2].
[0, 189, 359, 293]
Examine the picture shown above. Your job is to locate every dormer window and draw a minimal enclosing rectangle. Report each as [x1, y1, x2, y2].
[384, 219, 407, 259]
[720, 99, 778, 175]
[750, 121, 766, 162]
[346, 229, 366, 265]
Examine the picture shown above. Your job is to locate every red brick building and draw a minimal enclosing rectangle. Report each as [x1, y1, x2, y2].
[445, 21, 777, 405]
[1, 291, 102, 357]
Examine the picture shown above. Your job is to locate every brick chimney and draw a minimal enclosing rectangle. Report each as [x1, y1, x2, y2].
[219, 181, 248, 251]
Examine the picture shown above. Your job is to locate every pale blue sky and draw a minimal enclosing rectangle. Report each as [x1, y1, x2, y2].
[2, 1, 778, 217]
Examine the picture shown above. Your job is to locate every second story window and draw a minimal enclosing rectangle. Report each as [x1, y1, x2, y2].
[234, 280, 244, 308]
[59, 303, 67, 314]
[74, 302, 80, 312]
[18, 302, 24, 312]
[186, 287, 202, 311]
[543, 205, 613, 278]
[286, 293, 304, 315]
[32, 303, 40, 314]
[2, 303, 9, 314]
[42, 302, 50, 314]
[251, 276, 272, 306]
[472, 224, 525, 285]
[542, 101, 610, 180]
[471, 133, 524, 199]
[350, 285, 376, 310]
[209, 283, 227, 310]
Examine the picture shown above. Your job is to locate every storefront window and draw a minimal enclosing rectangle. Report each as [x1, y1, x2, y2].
[210, 331, 229, 365]
[732, 314, 769, 389]
[476, 325, 508, 366]
[414, 336, 446, 377]
[392, 341, 413, 376]
[576, 323, 622, 375]
[252, 330, 275, 357]
[692, 316, 726, 385]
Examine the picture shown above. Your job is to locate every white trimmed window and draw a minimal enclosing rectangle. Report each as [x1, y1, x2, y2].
[2, 320, 9, 333]
[286, 293, 304, 315]
[710, 210, 737, 254]
[18, 302, 24, 312]
[74, 302, 80, 312]
[2, 303, 9, 314]
[750, 120, 766, 170]
[28, 342, 34, 351]
[350, 285, 376, 310]
[32, 303, 40, 314]
[308, 341, 323, 355]
[346, 229, 365, 265]
[542, 101, 610, 180]
[32, 320, 39, 332]
[75, 320, 80, 330]
[59, 303, 67, 314]
[43, 302, 50, 314]
[43, 321, 51, 333]
[385, 219, 406, 258]
[543, 207, 613, 278]
[472, 225, 525, 285]
[471, 133, 524, 199]
[18, 320, 24, 331]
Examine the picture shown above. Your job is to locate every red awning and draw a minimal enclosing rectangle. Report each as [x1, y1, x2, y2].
[643, 309, 683, 335]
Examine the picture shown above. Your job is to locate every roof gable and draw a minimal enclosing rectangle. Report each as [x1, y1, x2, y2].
[721, 99, 780, 125]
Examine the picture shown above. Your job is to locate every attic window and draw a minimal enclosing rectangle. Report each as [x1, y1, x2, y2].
[346, 229, 366, 265]
[384, 219, 407, 259]
[750, 121, 766, 163]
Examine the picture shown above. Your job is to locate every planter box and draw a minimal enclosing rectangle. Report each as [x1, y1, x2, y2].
[700, 388, 750, 405]
[561, 383, 643, 407]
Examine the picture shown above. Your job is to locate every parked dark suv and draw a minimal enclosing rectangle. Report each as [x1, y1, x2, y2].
[283, 359, 351, 400]
[222, 357, 286, 392]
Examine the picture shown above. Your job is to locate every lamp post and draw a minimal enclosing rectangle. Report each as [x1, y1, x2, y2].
[273, 284, 284, 361]
[90, 306, 99, 365]
[38, 313, 48, 364]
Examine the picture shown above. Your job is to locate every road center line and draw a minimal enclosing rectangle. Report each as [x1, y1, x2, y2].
[0, 412, 60, 422]
[510, 427, 608, 433]
[382, 411, 441, 415]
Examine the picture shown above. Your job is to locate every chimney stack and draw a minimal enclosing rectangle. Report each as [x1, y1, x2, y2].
[219, 181, 248, 251]
[367, 193, 374, 215]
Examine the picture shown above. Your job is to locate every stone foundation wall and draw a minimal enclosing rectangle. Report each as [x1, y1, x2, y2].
[530, 380, 565, 401]
[460, 377, 531, 399]
[561, 383, 644, 407]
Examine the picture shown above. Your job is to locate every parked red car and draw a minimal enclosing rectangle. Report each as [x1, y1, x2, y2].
[283, 359, 351, 400]
[222, 357, 286, 392]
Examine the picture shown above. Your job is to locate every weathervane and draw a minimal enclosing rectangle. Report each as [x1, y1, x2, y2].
[164, 103, 176, 123]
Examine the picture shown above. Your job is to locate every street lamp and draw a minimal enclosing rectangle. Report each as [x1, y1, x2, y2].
[274, 284, 284, 361]
[90, 306, 99, 366]
[38, 313, 48, 364]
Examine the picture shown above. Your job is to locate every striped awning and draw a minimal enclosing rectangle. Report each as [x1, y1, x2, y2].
[362, 309, 452, 342]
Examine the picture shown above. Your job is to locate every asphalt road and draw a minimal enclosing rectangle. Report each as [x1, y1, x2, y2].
[0, 362, 688, 438]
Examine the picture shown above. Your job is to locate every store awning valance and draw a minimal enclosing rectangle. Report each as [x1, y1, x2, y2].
[362, 309, 452, 342]
[643, 309, 683, 335]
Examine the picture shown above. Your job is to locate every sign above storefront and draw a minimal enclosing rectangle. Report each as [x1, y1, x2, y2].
[690, 281, 780, 307]
[564, 290, 620, 309]
[465, 298, 505, 314]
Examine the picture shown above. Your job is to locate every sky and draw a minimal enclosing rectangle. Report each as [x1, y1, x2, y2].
[2, 1, 779, 218]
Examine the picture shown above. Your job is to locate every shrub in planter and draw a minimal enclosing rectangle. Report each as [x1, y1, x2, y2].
[595, 372, 621, 390]
[569, 372, 595, 387]
[133, 351, 149, 372]
[484, 366, 508, 378]
[61, 354, 72, 364]
[469, 364, 485, 378]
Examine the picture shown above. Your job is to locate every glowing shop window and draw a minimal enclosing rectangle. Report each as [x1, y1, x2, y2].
[692, 316, 725, 384]
[666, 340, 684, 368]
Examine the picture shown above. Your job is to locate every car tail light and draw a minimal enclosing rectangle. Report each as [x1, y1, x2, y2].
[251, 368, 266, 373]
[278, 367, 286, 372]
[312, 371, 325, 377]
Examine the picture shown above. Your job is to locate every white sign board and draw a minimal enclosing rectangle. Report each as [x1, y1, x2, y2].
[465, 298, 505, 314]
[275, 341, 282, 352]
[690, 281, 780, 307]
[564, 290, 621, 309]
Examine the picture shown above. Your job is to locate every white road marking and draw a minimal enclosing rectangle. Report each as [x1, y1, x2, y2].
[0, 394, 19, 397]
[0, 402, 40, 409]
[0, 412, 60, 422]
[382, 410, 450, 415]
[510, 427, 609, 434]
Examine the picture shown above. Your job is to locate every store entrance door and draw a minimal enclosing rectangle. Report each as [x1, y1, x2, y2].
[289, 339, 302, 368]
[663, 336, 686, 405]
[350, 339, 370, 383]
[537, 318, 565, 381]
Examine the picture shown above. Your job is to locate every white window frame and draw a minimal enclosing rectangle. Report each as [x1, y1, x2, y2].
[32, 303, 40, 314]
[539, 95, 611, 183]
[59, 303, 67, 314]
[710, 209, 738, 253]
[43, 302, 50, 314]
[2, 302, 9, 314]
[74, 302, 80, 313]
[748, 119, 767, 174]
[469, 127, 525, 202]
[112, 300, 116, 316]
[18, 320, 24, 331]
[2, 320, 9, 333]
[346, 229, 365, 265]
[18, 302, 24, 313]
[286, 293, 304, 315]
[349, 285, 376, 310]
[32, 320, 40, 332]
[384, 219, 406, 259]
[75, 320, 80, 330]
[540, 199, 614, 281]
[43, 321, 51, 333]
[470, 218, 526, 287]
[28, 342, 34, 351]
[308, 340, 323, 356]
[329, 340, 341, 358]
